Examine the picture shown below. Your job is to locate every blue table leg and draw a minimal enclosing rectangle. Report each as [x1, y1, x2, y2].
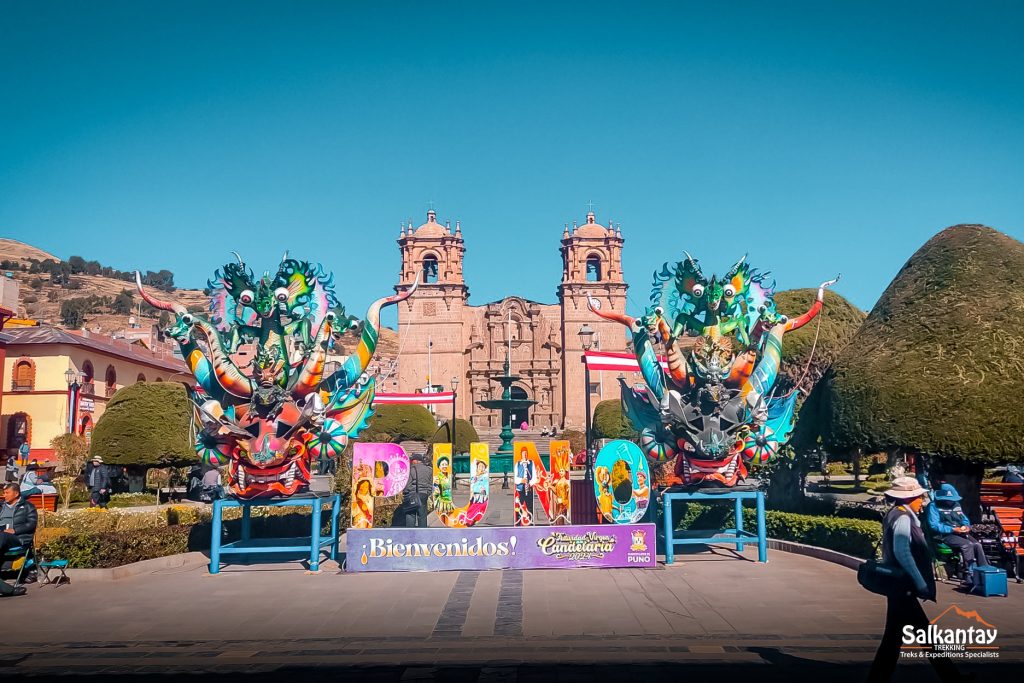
[210, 498, 223, 574]
[664, 494, 674, 565]
[241, 504, 251, 542]
[310, 501, 323, 571]
[756, 491, 767, 563]
[734, 496, 745, 552]
[330, 493, 341, 561]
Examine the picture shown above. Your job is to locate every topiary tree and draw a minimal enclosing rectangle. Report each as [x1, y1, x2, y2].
[592, 399, 639, 441]
[90, 382, 195, 492]
[800, 225, 1024, 520]
[775, 288, 866, 397]
[430, 418, 480, 455]
[557, 429, 586, 457]
[358, 404, 438, 443]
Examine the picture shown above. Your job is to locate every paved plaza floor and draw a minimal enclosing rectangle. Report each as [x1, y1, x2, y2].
[2, 486, 1021, 680]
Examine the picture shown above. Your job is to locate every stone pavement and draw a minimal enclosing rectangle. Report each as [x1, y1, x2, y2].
[1, 543, 1021, 679]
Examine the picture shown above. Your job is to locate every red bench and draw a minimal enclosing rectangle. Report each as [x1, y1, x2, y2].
[980, 482, 1024, 510]
[990, 505, 1023, 582]
[26, 494, 57, 512]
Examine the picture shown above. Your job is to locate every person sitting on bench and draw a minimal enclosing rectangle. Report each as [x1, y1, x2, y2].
[927, 482, 989, 588]
[0, 483, 37, 554]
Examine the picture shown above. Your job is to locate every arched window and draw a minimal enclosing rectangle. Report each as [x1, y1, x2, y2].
[586, 256, 602, 282]
[82, 360, 95, 395]
[12, 358, 34, 391]
[5, 413, 30, 452]
[136, 372, 146, 382]
[105, 365, 118, 397]
[423, 254, 439, 284]
[155, 377, 164, 382]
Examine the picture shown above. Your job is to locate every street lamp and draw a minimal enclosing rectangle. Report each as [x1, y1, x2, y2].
[578, 325, 596, 482]
[450, 375, 459, 490]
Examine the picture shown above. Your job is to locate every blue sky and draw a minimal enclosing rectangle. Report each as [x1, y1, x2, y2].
[2, 1, 1022, 326]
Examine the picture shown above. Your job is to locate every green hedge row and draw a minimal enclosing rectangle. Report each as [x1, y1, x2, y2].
[673, 503, 882, 559]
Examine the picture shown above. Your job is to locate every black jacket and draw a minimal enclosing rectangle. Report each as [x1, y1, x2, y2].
[85, 463, 111, 491]
[5, 496, 38, 546]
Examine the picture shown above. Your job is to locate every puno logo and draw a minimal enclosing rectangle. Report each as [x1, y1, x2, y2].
[630, 529, 648, 552]
[902, 605, 998, 649]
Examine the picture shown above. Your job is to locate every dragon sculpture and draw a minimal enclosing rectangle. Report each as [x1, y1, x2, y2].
[137, 254, 417, 499]
[590, 253, 837, 487]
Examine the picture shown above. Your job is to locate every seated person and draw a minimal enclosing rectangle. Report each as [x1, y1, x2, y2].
[19, 463, 56, 497]
[0, 483, 37, 553]
[926, 482, 989, 587]
[1004, 464, 1024, 484]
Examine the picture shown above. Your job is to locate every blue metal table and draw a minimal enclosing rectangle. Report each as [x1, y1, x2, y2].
[662, 489, 767, 564]
[209, 492, 342, 574]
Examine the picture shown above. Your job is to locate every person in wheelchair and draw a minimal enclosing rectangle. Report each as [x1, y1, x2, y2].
[927, 483, 989, 589]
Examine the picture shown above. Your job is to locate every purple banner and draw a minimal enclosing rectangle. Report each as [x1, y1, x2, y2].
[346, 523, 657, 572]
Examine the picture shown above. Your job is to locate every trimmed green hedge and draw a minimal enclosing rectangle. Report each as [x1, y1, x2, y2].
[41, 526, 192, 568]
[592, 399, 638, 440]
[430, 418, 480, 455]
[674, 503, 881, 559]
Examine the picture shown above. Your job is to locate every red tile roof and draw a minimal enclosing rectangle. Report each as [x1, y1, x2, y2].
[2, 326, 188, 373]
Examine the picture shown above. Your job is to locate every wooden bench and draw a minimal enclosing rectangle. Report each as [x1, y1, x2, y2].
[980, 482, 1024, 511]
[26, 493, 57, 512]
[990, 505, 1024, 583]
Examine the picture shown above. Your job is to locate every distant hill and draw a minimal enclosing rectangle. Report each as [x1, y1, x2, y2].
[0, 238, 402, 352]
[0, 238, 206, 334]
[0, 238, 58, 264]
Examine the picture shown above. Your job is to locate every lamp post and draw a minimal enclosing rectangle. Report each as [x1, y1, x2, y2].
[578, 324, 595, 482]
[450, 375, 459, 489]
[65, 368, 83, 434]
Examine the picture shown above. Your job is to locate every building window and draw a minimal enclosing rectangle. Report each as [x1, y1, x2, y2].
[80, 415, 93, 445]
[11, 358, 34, 391]
[136, 372, 146, 382]
[82, 360, 95, 395]
[105, 365, 117, 397]
[586, 256, 602, 282]
[423, 255, 439, 283]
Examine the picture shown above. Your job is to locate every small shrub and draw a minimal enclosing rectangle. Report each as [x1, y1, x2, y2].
[108, 492, 158, 508]
[826, 462, 851, 476]
[35, 527, 70, 548]
[557, 429, 585, 456]
[674, 503, 882, 558]
[39, 526, 192, 568]
[166, 505, 211, 526]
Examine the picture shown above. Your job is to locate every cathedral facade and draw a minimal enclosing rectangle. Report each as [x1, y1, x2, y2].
[392, 209, 630, 431]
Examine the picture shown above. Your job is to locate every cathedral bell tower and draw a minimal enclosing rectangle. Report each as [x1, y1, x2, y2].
[558, 211, 628, 429]
[395, 210, 468, 420]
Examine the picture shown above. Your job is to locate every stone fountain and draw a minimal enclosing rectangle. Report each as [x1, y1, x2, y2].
[476, 354, 538, 455]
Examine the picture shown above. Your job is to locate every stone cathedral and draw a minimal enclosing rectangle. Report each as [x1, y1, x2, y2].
[392, 209, 630, 431]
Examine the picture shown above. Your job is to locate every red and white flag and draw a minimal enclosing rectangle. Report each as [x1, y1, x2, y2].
[374, 392, 454, 406]
[582, 350, 667, 372]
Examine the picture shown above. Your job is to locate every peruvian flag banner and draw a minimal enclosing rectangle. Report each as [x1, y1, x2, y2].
[374, 392, 454, 405]
[582, 350, 668, 372]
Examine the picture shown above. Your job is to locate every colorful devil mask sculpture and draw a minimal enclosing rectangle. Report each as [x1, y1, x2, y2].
[137, 254, 416, 498]
[590, 253, 837, 487]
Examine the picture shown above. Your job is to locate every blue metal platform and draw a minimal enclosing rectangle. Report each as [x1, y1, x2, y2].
[209, 492, 342, 574]
[662, 489, 767, 564]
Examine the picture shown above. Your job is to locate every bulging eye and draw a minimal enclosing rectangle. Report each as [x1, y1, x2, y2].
[724, 285, 736, 297]
[692, 285, 705, 297]
[654, 306, 664, 316]
[239, 289, 254, 305]
[181, 314, 194, 325]
[325, 311, 337, 322]
[274, 287, 289, 303]
[630, 320, 643, 332]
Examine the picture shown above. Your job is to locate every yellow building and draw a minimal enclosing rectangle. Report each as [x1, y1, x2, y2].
[0, 326, 188, 462]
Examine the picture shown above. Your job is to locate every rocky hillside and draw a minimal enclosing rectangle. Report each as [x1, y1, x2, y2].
[0, 238, 401, 352]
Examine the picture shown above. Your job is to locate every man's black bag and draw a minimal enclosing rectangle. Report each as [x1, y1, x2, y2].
[857, 559, 908, 597]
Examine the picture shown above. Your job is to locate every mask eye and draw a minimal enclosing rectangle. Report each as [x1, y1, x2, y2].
[181, 314, 194, 325]
[239, 290, 254, 306]
[325, 311, 337, 322]
[274, 287, 289, 303]
[724, 285, 736, 298]
[692, 285, 705, 298]
[630, 320, 643, 333]
[654, 306, 664, 316]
